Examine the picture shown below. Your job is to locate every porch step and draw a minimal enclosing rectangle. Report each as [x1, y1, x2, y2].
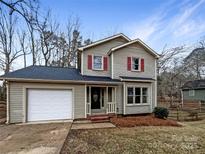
[89, 115, 110, 122]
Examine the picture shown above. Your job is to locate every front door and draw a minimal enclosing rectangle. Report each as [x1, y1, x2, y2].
[91, 87, 101, 109]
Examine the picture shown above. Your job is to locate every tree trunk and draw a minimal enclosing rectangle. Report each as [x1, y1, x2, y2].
[23, 53, 26, 68]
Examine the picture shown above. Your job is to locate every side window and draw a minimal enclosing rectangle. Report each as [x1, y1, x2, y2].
[189, 90, 195, 96]
[127, 87, 134, 104]
[142, 88, 148, 103]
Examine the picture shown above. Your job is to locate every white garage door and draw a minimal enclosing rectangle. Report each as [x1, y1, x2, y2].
[27, 89, 73, 122]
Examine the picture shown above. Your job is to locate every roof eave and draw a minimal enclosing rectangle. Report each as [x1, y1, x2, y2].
[120, 78, 155, 82]
[0, 77, 122, 85]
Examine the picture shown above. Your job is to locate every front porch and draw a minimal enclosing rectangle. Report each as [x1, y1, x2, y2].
[86, 86, 117, 116]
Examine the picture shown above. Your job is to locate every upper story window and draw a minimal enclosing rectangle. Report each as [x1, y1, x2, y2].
[87, 55, 108, 71]
[93, 55, 103, 70]
[132, 57, 140, 71]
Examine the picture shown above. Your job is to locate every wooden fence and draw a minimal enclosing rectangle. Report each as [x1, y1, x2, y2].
[0, 101, 6, 124]
[158, 99, 205, 121]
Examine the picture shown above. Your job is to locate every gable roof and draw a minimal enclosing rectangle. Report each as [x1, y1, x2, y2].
[78, 33, 131, 51]
[107, 39, 160, 58]
[0, 65, 120, 83]
[182, 80, 205, 90]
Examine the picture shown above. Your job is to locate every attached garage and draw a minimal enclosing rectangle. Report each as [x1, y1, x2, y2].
[27, 89, 73, 122]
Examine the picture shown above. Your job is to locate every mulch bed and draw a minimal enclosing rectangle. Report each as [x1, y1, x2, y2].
[110, 115, 181, 127]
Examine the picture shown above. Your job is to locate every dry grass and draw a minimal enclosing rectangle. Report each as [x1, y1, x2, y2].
[61, 120, 205, 154]
[110, 115, 181, 127]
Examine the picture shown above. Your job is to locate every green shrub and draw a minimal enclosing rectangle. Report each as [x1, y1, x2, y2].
[153, 107, 169, 119]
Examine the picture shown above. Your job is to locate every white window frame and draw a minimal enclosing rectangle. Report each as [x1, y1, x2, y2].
[189, 90, 195, 97]
[126, 86, 149, 106]
[92, 55, 104, 70]
[131, 57, 141, 71]
[127, 87, 134, 105]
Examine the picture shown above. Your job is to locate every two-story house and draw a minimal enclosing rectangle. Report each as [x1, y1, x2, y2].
[0, 33, 159, 123]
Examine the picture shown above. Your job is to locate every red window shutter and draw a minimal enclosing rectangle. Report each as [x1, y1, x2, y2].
[127, 57, 131, 71]
[104, 56, 108, 71]
[141, 58, 144, 72]
[88, 55, 92, 70]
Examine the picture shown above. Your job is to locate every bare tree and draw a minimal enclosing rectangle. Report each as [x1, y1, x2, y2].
[0, 11, 23, 73]
[184, 47, 205, 79]
[0, 0, 40, 65]
[65, 17, 82, 67]
[36, 11, 59, 66]
[17, 30, 30, 67]
[158, 45, 186, 73]
[157, 45, 190, 105]
[0, 0, 38, 23]
[20, 0, 39, 65]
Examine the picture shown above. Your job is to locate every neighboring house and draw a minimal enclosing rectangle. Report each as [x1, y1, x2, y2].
[182, 80, 205, 102]
[0, 33, 160, 123]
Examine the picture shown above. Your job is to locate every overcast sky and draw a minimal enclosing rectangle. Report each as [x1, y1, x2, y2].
[41, 0, 205, 51]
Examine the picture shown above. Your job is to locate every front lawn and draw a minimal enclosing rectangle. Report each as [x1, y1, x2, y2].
[61, 120, 205, 154]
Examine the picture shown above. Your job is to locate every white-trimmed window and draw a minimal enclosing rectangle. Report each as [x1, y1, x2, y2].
[132, 57, 140, 71]
[189, 90, 195, 96]
[93, 55, 103, 70]
[127, 87, 134, 104]
[127, 87, 148, 105]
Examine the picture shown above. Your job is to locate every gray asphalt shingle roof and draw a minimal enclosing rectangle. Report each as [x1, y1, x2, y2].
[0, 65, 120, 82]
[182, 80, 205, 90]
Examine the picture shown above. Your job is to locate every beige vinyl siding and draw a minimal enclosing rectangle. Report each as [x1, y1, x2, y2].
[74, 85, 86, 119]
[116, 85, 123, 114]
[82, 38, 127, 77]
[9, 82, 86, 123]
[112, 43, 155, 79]
[152, 81, 157, 109]
[124, 82, 154, 114]
[126, 105, 151, 114]
[9, 83, 24, 123]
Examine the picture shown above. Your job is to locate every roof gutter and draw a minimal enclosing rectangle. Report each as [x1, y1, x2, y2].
[0, 77, 122, 85]
[120, 78, 155, 82]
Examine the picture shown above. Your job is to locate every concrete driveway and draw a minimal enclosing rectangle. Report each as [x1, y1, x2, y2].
[0, 122, 71, 154]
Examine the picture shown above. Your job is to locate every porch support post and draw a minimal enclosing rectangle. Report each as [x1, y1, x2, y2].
[106, 86, 108, 113]
[115, 87, 117, 113]
[89, 86, 91, 115]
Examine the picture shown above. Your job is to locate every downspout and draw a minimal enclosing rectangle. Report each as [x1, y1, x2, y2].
[5, 80, 10, 124]
[123, 82, 126, 115]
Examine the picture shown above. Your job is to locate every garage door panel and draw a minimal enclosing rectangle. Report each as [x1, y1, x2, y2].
[27, 89, 72, 122]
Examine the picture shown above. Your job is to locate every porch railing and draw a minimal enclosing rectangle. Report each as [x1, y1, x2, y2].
[107, 102, 116, 113]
